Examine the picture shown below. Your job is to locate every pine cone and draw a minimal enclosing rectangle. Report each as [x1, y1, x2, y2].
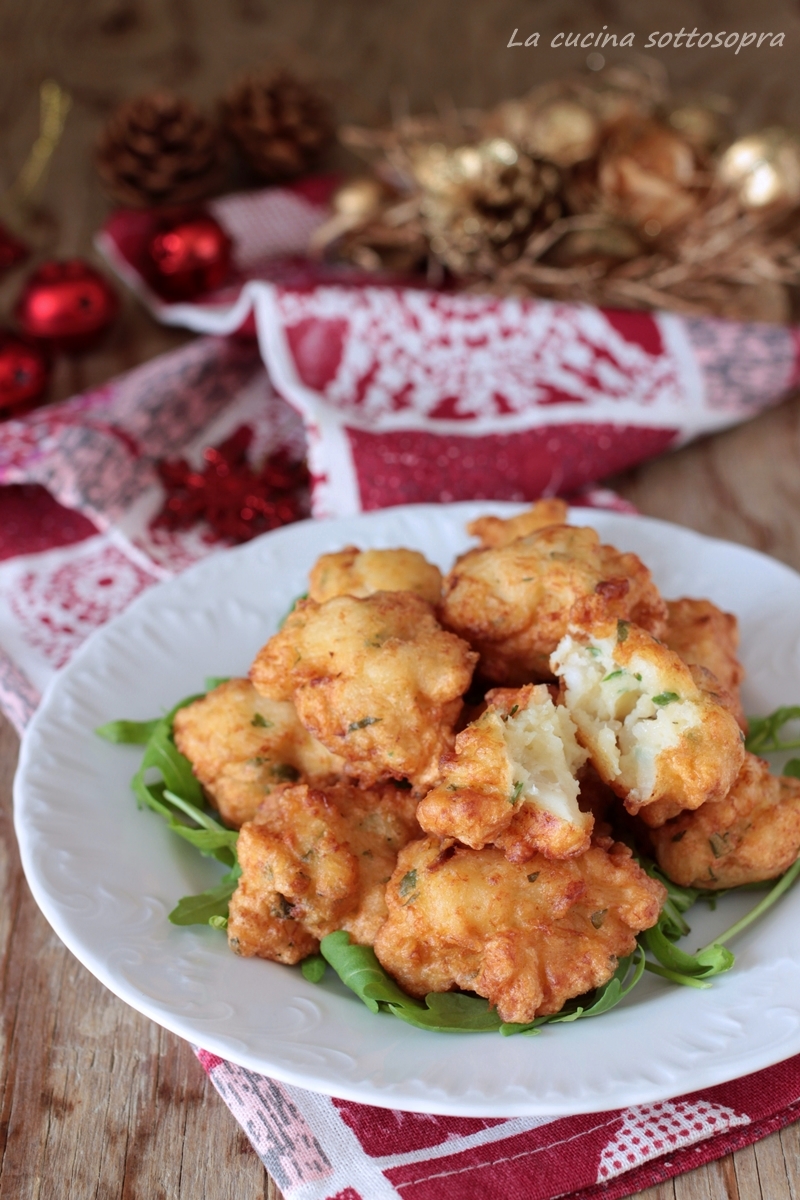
[413, 139, 562, 278]
[96, 92, 224, 208]
[222, 70, 334, 181]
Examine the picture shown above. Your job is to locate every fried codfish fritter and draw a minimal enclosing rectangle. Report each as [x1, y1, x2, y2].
[650, 752, 800, 889]
[551, 608, 744, 824]
[467, 499, 569, 549]
[440, 523, 667, 683]
[308, 545, 442, 605]
[663, 597, 747, 732]
[250, 591, 478, 790]
[227, 781, 420, 963]
[417, 685, 593, 862]
[173, 679, 344, 828]
[373, 836, 665, 1024]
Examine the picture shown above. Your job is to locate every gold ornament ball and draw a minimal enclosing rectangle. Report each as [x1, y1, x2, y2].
[526, 99, 600, 167]
[332, 177, 386, 221]
[666, 104, 726, 153]
[717, 128, 800, 208]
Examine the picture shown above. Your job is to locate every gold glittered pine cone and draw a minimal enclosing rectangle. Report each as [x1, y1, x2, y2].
[222, 70, 334, 182]
[412, 138, 562, 279]
[95, 91, 225, 208]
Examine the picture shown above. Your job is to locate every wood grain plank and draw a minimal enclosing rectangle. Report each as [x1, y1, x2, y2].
[752, 1131, 793, 1200]
[0, 713, 270, 1200]
[778, 1120, 800, 1199]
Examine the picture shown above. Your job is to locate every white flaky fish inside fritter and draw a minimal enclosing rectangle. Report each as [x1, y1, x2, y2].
[173, 678, 344, 828]
[551, 613, 744, 821]
[417, 684, 592, 861]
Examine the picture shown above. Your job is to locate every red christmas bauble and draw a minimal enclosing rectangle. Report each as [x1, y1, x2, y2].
[0, 223, 29, 276]
[15, 259, 119, 352]
[146, 213, 233, 301]
[0, 331, 50, 419]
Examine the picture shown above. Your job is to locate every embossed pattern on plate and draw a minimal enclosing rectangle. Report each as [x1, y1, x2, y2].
[13, 503, 800, 1116]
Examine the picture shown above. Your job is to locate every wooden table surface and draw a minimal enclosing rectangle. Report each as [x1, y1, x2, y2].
[4, 1, 800, 1196]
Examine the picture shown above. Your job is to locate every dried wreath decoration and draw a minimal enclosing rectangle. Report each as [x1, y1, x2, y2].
[311, 65, 800, 323]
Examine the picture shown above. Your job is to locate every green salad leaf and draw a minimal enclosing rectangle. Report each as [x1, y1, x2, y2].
[319, 932, 646, 1035]
[101, 688, 800, 1035]
[745, 705, 800, 754]
[96, 718, 161, 744]
[169, 867, 241, 925]
[301, 954, 327, 983]
[97, 687, 240, 926]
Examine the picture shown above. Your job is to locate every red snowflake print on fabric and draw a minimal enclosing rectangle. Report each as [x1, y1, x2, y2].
[10, 541, 158, 669]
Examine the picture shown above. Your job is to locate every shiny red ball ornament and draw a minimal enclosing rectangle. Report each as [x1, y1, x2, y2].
[0, 222, 29, 276]
[146, 213, 233, 301]
[0, 331, 50, 420]
[15, 259, 119, 353]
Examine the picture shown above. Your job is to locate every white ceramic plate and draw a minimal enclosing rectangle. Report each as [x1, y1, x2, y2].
[14, 503, 800, 1117]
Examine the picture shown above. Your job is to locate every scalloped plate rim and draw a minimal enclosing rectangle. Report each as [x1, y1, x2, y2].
[13, 502, 800, 1116]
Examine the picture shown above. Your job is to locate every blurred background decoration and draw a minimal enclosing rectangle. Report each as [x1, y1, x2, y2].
[313, 64, 800, 323]
[1, 0, 800, 411]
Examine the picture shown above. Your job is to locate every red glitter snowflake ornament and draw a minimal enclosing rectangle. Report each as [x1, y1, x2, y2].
[151, 424, 309, 543]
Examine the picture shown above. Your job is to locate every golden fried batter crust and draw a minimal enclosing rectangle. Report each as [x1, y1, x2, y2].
[373, 836, 665, 1024]
[552, 610, 744, 824]
[308, 545, 442, 605]
[663, 598, 747, 732]
[417, 685, 593, 862]
[227, 781, 420, 963]
[650, 752, 800, 888]
[173, 679, 344, 829]
[440, 524, 667, 683]
[467, 499, 570, 549]
[250, 591, 477, 790]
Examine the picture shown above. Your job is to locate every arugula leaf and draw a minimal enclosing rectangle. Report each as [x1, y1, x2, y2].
[784, 758, 800, 779]
[135, 710, 204, 807]
[169, 867, 241, 926]
[301, 955, 327, 983]
[319, 933, 647, 1036]
[636, 856, 698, 940]
[320, 931, 419, 1013]
[644, 962, 712, 990]
[696, 855, 800, 954]
[390, 992, 506, 1033]
[101, 686, 241, 923]
[642, 923, 734, 980]
[131, 778, 238, 867]
[95, 718, 160, 744]
[745, 705, 800, 754]
[204, 676, 231, 692]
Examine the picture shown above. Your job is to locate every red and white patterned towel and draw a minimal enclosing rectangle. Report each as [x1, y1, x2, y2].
[96, 181, 800, 520]
[1, 182, 799, 1197]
